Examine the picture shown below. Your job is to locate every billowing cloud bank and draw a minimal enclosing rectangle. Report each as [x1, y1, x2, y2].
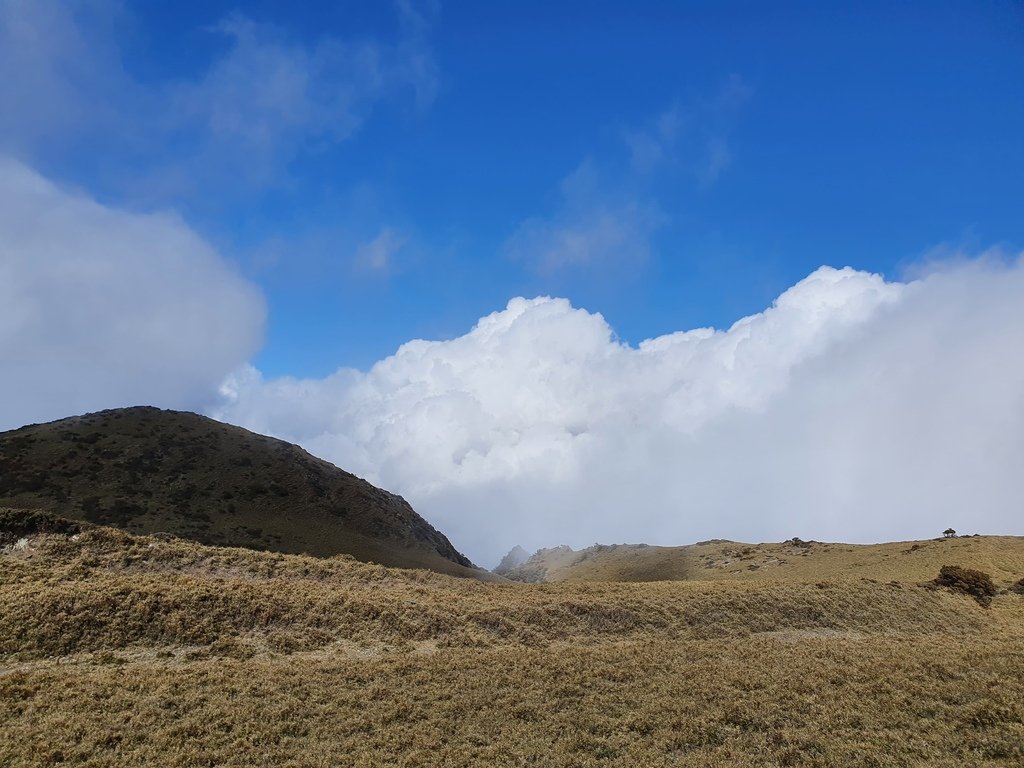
[215, 256, 1024, 565]
[0, 158, 265, 429]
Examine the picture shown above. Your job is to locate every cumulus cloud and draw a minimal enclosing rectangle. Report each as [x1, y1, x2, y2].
[213, 255, 1024, 565]
[0, 157, 265, 429]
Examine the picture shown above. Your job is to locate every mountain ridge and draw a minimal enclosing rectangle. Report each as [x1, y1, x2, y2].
[0, 406, 484, 577]
[497, 537, 1024, 584]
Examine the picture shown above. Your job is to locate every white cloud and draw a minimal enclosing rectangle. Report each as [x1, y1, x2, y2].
[0, 157, 265, 429]
[213, 254, 1024, 566]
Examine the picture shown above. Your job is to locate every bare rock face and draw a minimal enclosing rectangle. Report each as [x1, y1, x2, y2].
[0, 407, 479, 576]
[494, 545, 531, 575]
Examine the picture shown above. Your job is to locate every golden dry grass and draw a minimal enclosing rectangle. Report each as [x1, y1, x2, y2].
[3, 522, 1024, 767]
[506, 536, 1024, 585]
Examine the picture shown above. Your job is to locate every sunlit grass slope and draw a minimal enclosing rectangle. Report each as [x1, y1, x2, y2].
[2, 513, 1023, 767]
[502, 536, 1024, 585]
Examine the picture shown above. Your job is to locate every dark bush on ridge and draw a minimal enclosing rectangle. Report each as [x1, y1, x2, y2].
[0, 508, 82, 547]
[932, 565, 997, 606]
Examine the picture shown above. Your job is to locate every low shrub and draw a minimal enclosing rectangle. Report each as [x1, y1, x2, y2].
[932, 565, 997, 605]
[0, 508, 81, 547]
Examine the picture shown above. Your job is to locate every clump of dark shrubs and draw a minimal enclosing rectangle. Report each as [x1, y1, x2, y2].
[1010, 578, 1024, 596]
[931, 565, 997, 606]
[0, 508, 81, 547]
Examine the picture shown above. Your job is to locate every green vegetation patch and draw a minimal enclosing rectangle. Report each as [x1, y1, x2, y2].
[0, 508, 82, 547]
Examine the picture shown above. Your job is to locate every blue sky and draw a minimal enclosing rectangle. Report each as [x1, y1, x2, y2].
[8, 0, 1023, 376]
[236, 1, 1024, 375]
[4, 1, 1024, 560]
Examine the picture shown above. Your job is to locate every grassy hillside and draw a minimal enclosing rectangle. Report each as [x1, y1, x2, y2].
[3, 511, 1023, 767]
[501, 536, 1024, 585]
[0, 407, 482, 577]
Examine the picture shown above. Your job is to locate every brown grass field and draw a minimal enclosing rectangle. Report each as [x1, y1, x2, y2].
[2, 513, 1023, 767]
[499, 536, 1024, 585]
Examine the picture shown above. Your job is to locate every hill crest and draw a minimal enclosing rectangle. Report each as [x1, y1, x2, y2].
[498, 536, 1024, 585]
[0, 406, 480, 576]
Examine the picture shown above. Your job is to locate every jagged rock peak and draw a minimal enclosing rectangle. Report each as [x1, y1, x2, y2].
[494, 544, 531, 574]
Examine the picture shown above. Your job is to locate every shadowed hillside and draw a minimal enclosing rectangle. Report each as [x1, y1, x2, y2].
[499, 536, 1024, 585]
[0, 407, 481, 577]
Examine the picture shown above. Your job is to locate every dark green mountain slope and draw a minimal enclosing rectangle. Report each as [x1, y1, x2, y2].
[0, 406, 482, 577]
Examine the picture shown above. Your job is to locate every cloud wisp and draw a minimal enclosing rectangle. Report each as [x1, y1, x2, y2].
[0, 0, 126, 157]
[0, 157, 265, 429]
[503, 141, 665, 275]
[166, 8, 437, 190]
[504, 77, 751, 275]
[503, 160, 664, 274]
[354, 227, 409, 274]
[214, 254, 1024, 566]
[0, 0, 438, 197]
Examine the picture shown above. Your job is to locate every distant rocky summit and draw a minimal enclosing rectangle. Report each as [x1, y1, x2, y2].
[494, 545, 530, 575]
[0, 406, 482, 577]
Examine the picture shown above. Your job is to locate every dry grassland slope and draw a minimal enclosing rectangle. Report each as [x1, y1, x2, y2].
[501, 536, 1024, 585]
[2, 512, 1023, 767]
